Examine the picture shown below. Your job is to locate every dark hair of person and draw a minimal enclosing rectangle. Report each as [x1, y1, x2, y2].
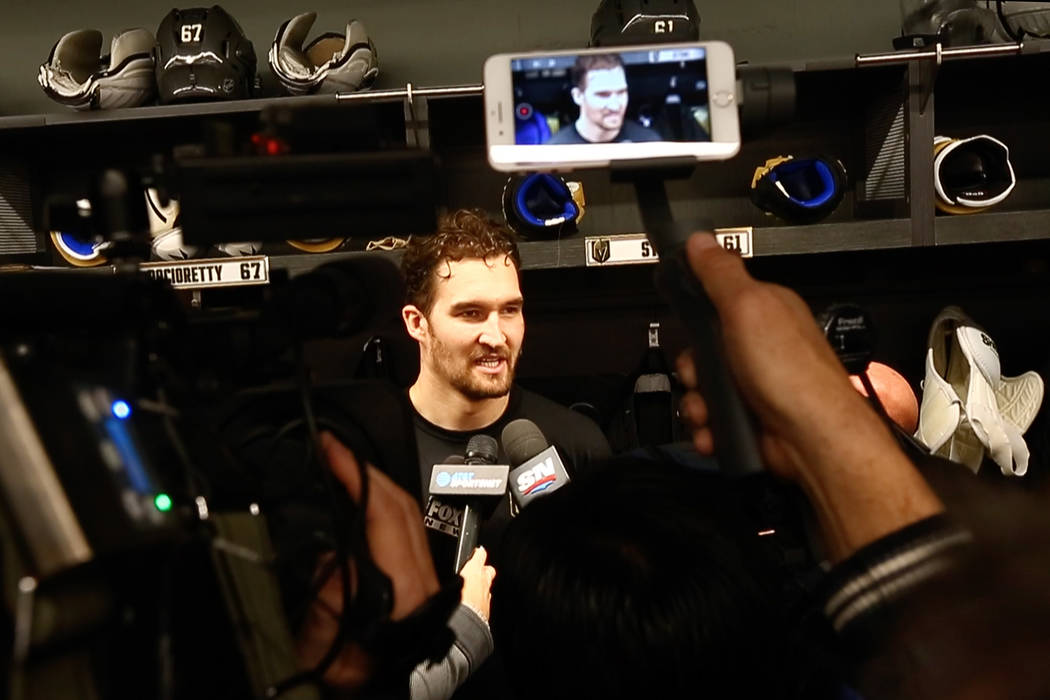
[570, 53, 625, 89]
[400, 209, 520, 315]
[490, 457, 809, 700]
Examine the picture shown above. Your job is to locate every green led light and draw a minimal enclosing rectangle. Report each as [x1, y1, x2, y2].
[154, 493, 173, 512]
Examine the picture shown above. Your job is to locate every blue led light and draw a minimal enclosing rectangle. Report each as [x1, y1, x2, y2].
[111, 400, 131, 420]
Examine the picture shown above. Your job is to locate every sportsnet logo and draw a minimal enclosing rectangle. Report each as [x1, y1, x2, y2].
[515, 459, 557, 496]
[523, 474, 556, 495]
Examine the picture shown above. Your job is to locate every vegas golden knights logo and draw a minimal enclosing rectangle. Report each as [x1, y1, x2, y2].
[591, 238, 611, 264]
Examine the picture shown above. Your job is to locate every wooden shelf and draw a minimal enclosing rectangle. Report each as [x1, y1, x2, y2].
[41, 93, 337, 127]
[752, 218, 912, 256]
[0, 83, 478, 130]
[935, 209, 1050, 247]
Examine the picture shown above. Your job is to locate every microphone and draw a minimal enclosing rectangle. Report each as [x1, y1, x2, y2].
[423, 454, 465, 538]
[501, 419, 571, 513]
[427, 435, 508, 574]
[465, 435, 498, 466]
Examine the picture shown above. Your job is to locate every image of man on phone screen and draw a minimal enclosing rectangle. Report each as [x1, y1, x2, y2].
[545, 53, 662, 144]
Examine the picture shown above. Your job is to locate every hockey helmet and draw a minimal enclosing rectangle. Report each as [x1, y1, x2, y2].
[590, 0, 700, 46]
[155, 5, 257, 104]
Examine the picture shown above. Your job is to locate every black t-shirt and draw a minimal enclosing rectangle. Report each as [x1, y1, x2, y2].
[545, 119, 662, 144]
[412, 385, 612, 577]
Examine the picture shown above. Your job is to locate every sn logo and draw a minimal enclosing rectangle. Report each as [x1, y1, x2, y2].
[516, 458, 556, 494]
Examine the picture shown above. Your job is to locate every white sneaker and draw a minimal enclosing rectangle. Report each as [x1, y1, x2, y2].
[916, 306, 1043, 476]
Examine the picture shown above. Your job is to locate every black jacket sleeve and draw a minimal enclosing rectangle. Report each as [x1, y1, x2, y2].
[819, 514, 972, 646]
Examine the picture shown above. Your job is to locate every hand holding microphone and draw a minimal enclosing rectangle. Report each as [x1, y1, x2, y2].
[459, 546, 496, 622]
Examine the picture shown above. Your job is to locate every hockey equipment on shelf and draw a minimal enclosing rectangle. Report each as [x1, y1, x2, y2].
[155, 5, 257, 104]
[269, 12, 379, 95]
[50, 230, 109, 267]
[933, 135, 1015, 215]
[501, 174, 585, 238]
[146, 188, 200, 261]
[750, 155, 847, 224]
[38, 28, 155, 110]
[590, 0, 701, 46]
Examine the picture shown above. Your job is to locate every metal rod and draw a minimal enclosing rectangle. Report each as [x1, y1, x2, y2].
[335, 83, 484, 103]
[13, 577, 37, 665]
[907, 60, 937, 246]
[856, 41, 1023, 67]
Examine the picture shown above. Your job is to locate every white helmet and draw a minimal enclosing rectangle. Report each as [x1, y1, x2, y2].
[38, 28, 155, 110]
[268, 12, 378, 96]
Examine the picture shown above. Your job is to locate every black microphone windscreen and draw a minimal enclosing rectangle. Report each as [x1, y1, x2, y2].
[465, 435, 499, 465]
[501, 419, 549, 466]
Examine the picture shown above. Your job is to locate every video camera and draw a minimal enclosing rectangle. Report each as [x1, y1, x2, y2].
[0, 103, 448, 697]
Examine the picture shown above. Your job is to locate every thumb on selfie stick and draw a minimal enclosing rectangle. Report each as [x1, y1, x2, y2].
[652, 228, 763, 476]
[684, 233, 754, 310]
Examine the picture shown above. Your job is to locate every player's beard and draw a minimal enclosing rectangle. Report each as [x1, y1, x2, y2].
[428, 336, 518, 401]
[600, 110, 624, 129]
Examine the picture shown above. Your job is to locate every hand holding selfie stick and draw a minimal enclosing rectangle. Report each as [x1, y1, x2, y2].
[630, 173, 764, 476]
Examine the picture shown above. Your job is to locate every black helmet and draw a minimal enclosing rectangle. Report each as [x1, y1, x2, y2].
[155, 5, 256, 103]
[590, 0, 701, 46]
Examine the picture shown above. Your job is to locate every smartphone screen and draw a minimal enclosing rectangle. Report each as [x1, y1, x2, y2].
[510, 47, 711, 146]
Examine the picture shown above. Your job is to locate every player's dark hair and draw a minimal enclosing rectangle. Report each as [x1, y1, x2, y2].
[401, 209, 520, 315]
[570, 53, 625, 89]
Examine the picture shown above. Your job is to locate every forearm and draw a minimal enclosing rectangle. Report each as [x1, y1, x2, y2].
[794, 404, 945, 563]
[409, 604, 493, 700]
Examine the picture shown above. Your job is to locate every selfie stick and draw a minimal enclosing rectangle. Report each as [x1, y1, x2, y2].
[622, 168, 764, 476]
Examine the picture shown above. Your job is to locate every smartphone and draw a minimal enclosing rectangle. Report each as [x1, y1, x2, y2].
[484, 41, 740, 172]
